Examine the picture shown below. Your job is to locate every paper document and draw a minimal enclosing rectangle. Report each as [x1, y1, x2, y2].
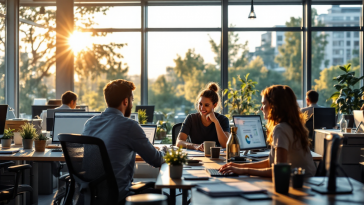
[197, 182, 266, 196]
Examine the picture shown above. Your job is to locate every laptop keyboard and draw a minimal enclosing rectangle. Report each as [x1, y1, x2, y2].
[205, 168, 239, 177]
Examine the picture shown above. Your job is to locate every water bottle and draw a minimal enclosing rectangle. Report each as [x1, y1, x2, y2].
[226, 126, 240, 163]
[339, 116, 347, 133]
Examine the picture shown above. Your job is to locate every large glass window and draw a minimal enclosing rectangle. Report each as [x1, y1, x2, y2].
[0, 3, 5, 104]
[229, 5, 302, 27]
[19, 6, 56, 118]
[228, 31, 303, 106]
[148, 32, 221, 124]
[312, 5, 362, 27]
[73, 32, 141, 112]
[148, 6, 221, 28]
[312, 32, 360, 107]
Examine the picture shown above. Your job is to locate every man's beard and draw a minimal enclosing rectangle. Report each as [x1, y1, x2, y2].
[125, 100, 132, 118]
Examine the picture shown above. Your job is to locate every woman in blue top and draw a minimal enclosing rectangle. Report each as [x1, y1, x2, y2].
[176, 82, 230, 151]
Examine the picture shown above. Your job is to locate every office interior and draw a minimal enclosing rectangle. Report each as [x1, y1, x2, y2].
[1, 0, 364, 204]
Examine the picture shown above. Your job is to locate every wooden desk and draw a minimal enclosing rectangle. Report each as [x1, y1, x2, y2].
[5, 119, 42, 131]
[191, 177, 364, 205]
[0, 145, 64, 161]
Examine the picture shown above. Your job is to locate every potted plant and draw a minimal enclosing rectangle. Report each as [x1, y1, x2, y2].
[330, 63, 364, 127]
[20, 123, 37, 149]
[164, 147, 188, 179]
[138, 109, 148, 124]
[34, 132, 49, 152]
[156, 121, 172, 140]
[223, 74, 260, 119]
[2, 128, 15, 148]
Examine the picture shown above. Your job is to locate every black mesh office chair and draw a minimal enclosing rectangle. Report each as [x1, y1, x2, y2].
[172, 123, 182, 146]
[0, 162, 33, 205]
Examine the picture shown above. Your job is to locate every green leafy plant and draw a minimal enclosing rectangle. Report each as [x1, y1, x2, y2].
[223, 74, 260, 119]
[2, 128, 15, 139]
[20, 123, 37, 140]
[34, 133, 49, 141]
[329, 63, 364, 114]
[161, 137, 172, 144]
[163, 146, 188, 166]
[156, 121, 172, 139]
[138, 109, 148, 124]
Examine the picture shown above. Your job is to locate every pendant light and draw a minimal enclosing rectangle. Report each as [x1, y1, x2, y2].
[248, 0, 256, 20]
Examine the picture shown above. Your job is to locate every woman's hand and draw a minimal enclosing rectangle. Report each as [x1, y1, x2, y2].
[219, 162, 241, 170]
[206, 108, 218, 123]
[219, 165, 247, 175]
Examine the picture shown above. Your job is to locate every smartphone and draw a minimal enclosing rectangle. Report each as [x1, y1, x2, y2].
[183, 176, 209, 180]
[240, 193, 271, 201]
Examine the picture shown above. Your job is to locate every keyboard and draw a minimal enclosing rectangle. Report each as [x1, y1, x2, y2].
[51, 148, 62, 152]
[205, 168, 239, 177]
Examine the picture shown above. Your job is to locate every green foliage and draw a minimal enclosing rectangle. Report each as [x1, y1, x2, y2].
[20, 123, 37, 140]
[161, 137, 172, 144]
[156, 121, 172, 135]
[329, 63, 364, 114]
[3, 128, 15, 139]
[138, 109, 148, 125]
[223, 74, 260, 119]
[34, 133, 49, 141]
[163, 146, 188, 166]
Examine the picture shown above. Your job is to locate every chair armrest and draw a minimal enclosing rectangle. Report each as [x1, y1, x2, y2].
[7, 164, 32, 172]
[0, 161, 14, 168]
[59, 174, 70, 182]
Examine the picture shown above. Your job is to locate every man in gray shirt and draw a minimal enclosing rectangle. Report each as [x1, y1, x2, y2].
[82, 79, 165, 201]
[301, 90, 321, 118]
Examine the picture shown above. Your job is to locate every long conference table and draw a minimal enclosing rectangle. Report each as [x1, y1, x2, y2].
[0, 145, 324, 205]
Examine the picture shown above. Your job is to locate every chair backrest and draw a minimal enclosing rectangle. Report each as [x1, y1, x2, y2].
[305, 116, 314, 150]
[58, 134, 119, 205]
[172, 123, 182, 145]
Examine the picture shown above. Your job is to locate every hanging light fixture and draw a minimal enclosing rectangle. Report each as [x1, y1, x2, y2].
[40, 6, 46, 15]
[248, 0, 256, 20]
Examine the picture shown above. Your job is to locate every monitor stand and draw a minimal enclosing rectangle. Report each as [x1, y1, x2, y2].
[241, 150, 257, 156]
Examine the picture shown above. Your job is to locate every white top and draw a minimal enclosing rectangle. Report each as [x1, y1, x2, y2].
[40, 104, 71, 130]
[268, 122, 316, 177]
[301, 104, 321, 118]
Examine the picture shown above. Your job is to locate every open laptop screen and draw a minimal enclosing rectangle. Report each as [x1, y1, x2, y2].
[52, 112, 100, 142]
[141, 124, 157, 145]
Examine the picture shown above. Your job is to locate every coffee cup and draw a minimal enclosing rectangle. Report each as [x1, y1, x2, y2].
[210, 147, 221, 158]
[204, 141, 216, 156]
[272, 163, 291, 194]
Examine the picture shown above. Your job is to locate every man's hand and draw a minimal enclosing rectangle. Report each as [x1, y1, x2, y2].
[196, 143, 204, 151]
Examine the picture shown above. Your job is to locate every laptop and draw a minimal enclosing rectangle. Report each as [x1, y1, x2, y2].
[141, 124, 157, 145]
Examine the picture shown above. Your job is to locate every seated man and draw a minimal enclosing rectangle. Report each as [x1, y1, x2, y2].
[82, 79, 165, 202]
[301, 90, 321, 118]
[41, 91, 78, 130]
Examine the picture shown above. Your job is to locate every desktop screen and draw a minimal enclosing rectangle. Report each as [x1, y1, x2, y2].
[141, 125, 157, 144]
[52, 112, 100, 142]
[233, 115, 267, 150]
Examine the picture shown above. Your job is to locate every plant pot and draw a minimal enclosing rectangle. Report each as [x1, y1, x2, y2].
[156, 131, 167, 140]
[14, 132, 22, 145]
[343, 114, 354, 128]
[169, 164, 183, 179]
[34, 140, 46, 152]
[1, 139, 12, 148]
[22, 139, 34, 149]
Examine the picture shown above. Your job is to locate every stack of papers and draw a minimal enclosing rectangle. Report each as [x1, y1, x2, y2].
[197, 182, 266, 197]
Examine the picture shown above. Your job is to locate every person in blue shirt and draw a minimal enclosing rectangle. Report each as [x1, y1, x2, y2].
[176, 82, 230, 151]
[82, 79, 166, 202]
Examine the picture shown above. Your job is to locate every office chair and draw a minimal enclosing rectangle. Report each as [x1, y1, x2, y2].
[59, 134, 161, 205]
[172, 123, 182, 146]
[0, 162, 33, 205]
[305, 116, 314, 150]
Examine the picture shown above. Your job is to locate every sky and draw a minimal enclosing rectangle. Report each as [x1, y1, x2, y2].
[67, 5, 360, 79]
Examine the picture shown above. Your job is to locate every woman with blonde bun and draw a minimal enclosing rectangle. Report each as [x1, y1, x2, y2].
[176, 82, 230, 151]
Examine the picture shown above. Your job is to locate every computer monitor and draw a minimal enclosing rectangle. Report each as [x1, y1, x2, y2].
[141, 124, 157, 144]
[135, 105, 154, 123]
[0, 105, 8, 137]
[312, 134, 352, 194]
[33, 98, 47, 105]
[233, 115, 267, 150]
[313, 108, 336, 129]
[32, 105, 59, 119]
[130, 113, 138, 122]
[47, 99, 62, 106]
[353, 110, 364, 128]
[76, 105, 89, 112]
[46, 109, 86, 131]
[52, 112, 100, 143]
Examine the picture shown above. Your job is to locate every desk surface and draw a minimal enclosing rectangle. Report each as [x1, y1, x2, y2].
[0, 145, 64, 161]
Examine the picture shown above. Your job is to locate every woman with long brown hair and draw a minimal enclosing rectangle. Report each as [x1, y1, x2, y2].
[219, 85, 316, 177]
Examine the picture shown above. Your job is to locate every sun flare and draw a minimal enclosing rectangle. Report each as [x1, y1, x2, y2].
[68, 32, 90, 53]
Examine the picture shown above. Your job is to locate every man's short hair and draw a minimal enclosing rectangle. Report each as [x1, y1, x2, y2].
[61, 91, 78, 105]
[306, 90, 319, 104]
[103, 79, 136, 108]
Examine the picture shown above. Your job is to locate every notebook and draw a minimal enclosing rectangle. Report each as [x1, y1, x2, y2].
[197, 182, 266, 197]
